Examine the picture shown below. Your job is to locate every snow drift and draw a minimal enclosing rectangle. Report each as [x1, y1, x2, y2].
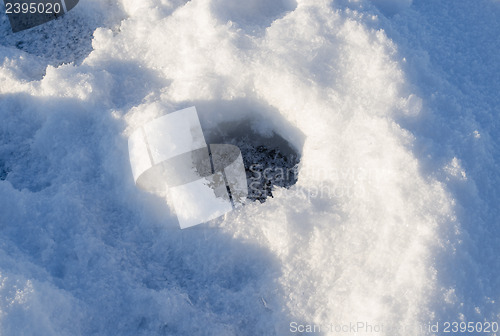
[0, 0, 498, 335]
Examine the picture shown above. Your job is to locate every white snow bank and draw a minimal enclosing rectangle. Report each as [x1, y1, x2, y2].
[0, 0, 498, 335]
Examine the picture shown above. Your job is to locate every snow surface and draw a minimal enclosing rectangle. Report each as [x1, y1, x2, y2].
[0, 0, 499, 335]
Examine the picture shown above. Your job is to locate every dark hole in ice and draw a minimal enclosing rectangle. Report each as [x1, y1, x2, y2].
[183, 99, 304, 203]
[201, 121, 301, 203]
[230, 134, 300, 202]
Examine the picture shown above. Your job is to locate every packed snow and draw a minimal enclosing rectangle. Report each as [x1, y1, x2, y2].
[0, 0, 498, 335]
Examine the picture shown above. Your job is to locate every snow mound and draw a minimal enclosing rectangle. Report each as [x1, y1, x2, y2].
[0, 0, 498, 335]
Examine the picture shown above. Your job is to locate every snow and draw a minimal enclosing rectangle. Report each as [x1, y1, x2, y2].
[1, 0, 499, 335]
